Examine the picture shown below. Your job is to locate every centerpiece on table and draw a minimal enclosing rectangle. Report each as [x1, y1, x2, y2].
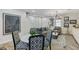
[30, 31, 37, 36]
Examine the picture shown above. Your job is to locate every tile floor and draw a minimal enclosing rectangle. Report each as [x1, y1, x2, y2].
[49, 34, 79, 50]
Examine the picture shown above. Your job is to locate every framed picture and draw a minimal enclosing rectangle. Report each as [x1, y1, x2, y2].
[64, 17, 69, 22]
[64, 16, 69, 20]
[70, 20, 77, 24]
[64, 23, 69, 27]
[64, 16, 69, 27]
[3, 13, 21, 35]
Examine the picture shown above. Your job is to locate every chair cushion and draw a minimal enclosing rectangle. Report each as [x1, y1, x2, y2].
[16, 41, 29, 50]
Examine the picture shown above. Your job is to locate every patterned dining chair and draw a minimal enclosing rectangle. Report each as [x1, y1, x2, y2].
[12, 32, 28, 50]
[45, 31, 52, 50]
[29, 35, 45, 50]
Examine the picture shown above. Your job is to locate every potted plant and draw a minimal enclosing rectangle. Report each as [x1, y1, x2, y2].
[30, 31, 36, 36]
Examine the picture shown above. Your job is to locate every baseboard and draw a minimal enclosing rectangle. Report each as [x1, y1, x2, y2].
[61, 33, 71, 35]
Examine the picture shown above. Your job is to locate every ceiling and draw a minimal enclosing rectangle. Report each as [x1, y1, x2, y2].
[18, 9, 79, 17]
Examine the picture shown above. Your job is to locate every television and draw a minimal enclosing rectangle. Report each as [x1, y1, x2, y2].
[3, 13, 21, 35]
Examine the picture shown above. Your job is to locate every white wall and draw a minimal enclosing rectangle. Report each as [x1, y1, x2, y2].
[0, 9, 50, 44]
[61, 13, 79, 34]
[0, 9, 31, 44]
[41, 17, 50, 27]
[28, 16, 50, 28]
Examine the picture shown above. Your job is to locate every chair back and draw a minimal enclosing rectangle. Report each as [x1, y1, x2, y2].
[12, 32, 20, 50]
[46, 31, 52, 41]
[46, 31, 52, 50]
[29, 35, 45, 50]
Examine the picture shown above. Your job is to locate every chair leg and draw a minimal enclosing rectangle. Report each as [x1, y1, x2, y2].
[12, 32, 16, 50]
[49, 40, 51, 50]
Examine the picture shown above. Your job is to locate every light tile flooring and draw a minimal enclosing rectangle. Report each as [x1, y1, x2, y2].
[49, 34, 79, 50]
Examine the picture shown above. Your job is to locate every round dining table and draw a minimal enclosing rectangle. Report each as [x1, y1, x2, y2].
[20, 34, 31, 43]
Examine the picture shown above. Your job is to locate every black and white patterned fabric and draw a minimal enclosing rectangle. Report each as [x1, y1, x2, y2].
[16, 41, 29, 50]
[12, 32, 29, 50]
[29, 35, 44, 50]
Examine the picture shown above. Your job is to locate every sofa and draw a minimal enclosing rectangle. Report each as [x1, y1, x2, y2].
[30, 27, 48, 34]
